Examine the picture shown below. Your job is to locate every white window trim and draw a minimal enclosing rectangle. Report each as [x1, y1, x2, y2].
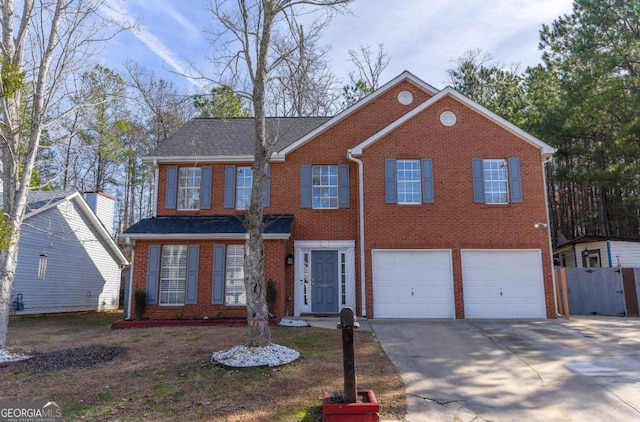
[159, 245, 187, 306]
[177, 167, 201, 211]
[225, 244, 246, 306]
[293, 240, 355, 316]
[483, 159, 509, 205]
[235, 166, 252, 210]
[396, 159, 421, 205]
[312, 165, 339, 209]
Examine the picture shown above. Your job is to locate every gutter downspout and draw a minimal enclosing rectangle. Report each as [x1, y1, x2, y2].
[125, 238, 134, 320]
[153, 159, 159, 217]
[347, 150, 367, 317]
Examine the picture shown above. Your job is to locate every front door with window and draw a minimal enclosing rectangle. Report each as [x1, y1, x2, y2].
[311, 250, 339, 312]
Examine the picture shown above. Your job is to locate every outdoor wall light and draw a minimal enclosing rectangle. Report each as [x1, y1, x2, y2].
[534, 222, 548, 229]
[286, 253, 294, 265]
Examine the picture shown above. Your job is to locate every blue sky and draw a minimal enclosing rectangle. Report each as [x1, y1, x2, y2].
[102, 0, 575, 94]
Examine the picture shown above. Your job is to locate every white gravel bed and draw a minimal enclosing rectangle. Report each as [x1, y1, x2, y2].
[278, 318, 310, 327]
[0, 348, 31, 364]
[211, 343, 300, 368]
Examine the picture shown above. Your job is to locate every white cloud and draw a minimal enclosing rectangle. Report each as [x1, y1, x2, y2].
[320, 0, 574, 88]
[103, 0, 206, 90]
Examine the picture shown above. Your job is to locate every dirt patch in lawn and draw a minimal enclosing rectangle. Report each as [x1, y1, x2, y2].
[1, 312, 405, 421]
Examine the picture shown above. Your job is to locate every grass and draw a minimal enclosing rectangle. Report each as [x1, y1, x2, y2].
[1, 311, 405, 421]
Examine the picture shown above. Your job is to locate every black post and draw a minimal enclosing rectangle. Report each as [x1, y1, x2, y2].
[340, 306, 357, 403]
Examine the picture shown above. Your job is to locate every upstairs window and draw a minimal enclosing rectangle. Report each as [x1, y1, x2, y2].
[178, 167, 201, 210]
[385, 158, 434, 204]
[483, 159, 508, 204]
[235, 167, 253, 210]
[396, 159, 422, 204]
[224, 165, 270, 209]
[472, 157, 522, 204]
[300, 164, 350, 209]
[312, 165, 338, 209]
[165, 166, 211, 210]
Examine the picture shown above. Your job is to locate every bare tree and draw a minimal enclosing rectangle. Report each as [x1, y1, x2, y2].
[0, 0, 122, 349]
[268, 14, 340, 116]
[208, 0, 352, 347]
[342, 43, 390, 107]
[122, 61, 192, 233]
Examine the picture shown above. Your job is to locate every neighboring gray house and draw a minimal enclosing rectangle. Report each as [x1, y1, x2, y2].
[2, 191, 128, 314]
[554, 236, 640, 268]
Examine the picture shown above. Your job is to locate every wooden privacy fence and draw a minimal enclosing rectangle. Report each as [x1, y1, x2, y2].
[554, 267, 640, 318]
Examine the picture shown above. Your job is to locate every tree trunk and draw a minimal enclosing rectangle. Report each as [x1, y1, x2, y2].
[0, 230, 21, 348]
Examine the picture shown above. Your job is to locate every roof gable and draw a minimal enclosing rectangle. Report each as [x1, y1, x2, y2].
[350, 87, 556, 159]
[20, 191, 128, 266]
[274, 71, 439, 159]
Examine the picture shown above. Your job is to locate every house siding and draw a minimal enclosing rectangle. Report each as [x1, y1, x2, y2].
[13, 200, 122, 314]
[608, 241, 640, 268]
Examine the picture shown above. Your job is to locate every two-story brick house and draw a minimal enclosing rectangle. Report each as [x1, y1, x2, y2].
[122, 71, 557, 320]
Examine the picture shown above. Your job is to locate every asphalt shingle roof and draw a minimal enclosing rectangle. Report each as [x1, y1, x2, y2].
[0, 191, 75, 212]
[122, 214, 294, 236]
[147, 117, 330, 158]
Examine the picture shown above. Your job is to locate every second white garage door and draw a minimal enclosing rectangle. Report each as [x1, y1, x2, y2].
[462, 249, 546, 318]
[372, 250, 454, 318]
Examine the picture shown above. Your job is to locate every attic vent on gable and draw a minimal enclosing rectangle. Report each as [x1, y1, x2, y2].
[440, 111, 457, 127]
[397, 90, 414, 105]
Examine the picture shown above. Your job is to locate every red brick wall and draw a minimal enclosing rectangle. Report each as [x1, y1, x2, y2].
[134, 78, 555, 320]
[130, 239, 288, 320]
[359, 96, 555, 318]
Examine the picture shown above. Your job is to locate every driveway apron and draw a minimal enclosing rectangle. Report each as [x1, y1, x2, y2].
[370, 317, 640, 422]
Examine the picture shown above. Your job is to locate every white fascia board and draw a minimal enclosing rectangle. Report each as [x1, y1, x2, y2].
[72, 194, 130, 265]
[122, 233, 291, 241]
[273, 71, 440, 160]
[351, 87, 557, 160]
[142, 155, 285, 164]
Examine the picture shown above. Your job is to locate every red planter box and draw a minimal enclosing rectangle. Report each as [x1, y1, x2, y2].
[322, 390, 379, 422]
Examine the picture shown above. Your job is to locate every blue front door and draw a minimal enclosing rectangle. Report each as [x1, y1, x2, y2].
[311, 250, 339, 312]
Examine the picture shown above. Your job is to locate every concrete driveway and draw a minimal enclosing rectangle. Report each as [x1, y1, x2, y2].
[370, 317, 640, 422]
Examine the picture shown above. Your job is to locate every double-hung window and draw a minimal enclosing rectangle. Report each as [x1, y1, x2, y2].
[178, 167, 201, 210]
[483, 159, 508, 204]
[385, 158, 434, 204]
[160, 245, 187, 305]
[472, 157, 522, 204]
[300, 164, 350, 209]
[225, 245, 246, 305]
[312, 165, 338, 209]
[235, 167, 253, 210]
[224, 165, 270, 209]
[396, 159, 422, 204]
[165, 166, 211, 210]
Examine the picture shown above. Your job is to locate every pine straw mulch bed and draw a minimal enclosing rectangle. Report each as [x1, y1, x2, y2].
[1, 312, 405, 421]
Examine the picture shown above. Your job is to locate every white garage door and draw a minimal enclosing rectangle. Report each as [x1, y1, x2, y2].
[462, 249, 546, 318]
[373, 250, 454, 318]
